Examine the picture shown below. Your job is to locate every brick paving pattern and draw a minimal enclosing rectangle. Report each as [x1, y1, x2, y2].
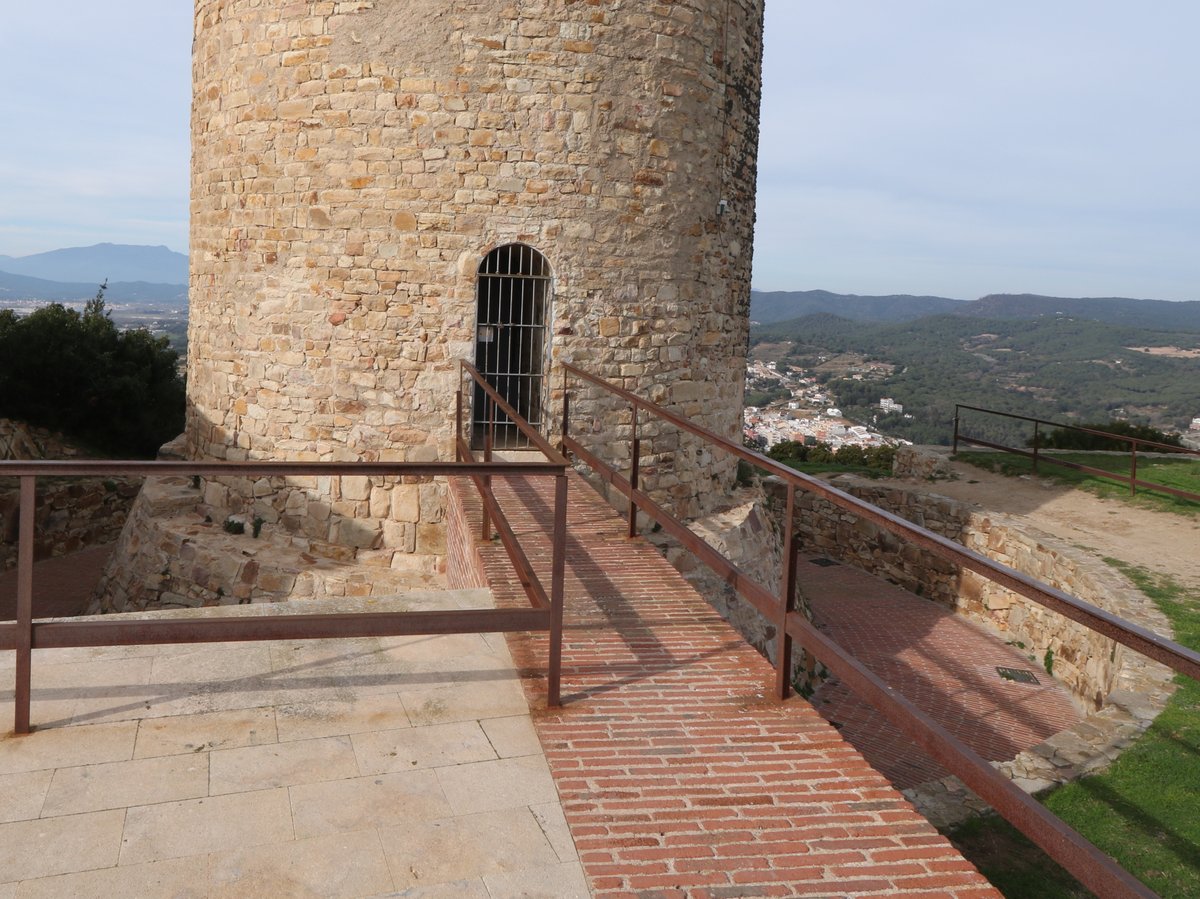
[802, 555, 1082, 789]
[453, 474, 1000, 898]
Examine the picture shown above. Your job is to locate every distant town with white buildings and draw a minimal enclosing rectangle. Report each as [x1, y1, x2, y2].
[742, 360, 911, 451]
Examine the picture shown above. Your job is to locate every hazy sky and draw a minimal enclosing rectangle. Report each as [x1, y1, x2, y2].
[1, 2, 1197, 301]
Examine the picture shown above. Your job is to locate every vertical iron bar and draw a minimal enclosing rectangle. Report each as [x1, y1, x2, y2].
[1130, 439, 1138, 497]
[775, 482, 797, 700]
[1032, 421, 1040, 474]
[561, 390, 571, 455]
[14, 476, 35, 735]
[628, 401, 641, 539]
[547, 473, 568, 707]
[952, 405, 960, 454]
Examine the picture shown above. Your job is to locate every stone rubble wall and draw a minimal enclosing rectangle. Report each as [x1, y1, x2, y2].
[650, 485, 822, 690]
[0, 478, 141, 570]
[778, 475, 1175, 714]
[91, 475, 439, 613]
[0, 418, 140, 569]
[0, 419, 81, 462]
[891, 445, 953, 481]
[186, 0, 765, 561]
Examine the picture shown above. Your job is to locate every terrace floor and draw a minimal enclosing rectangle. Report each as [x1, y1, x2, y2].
[0, 468, 1065, 897]
[0, 593, 587, 897]
[454, 473, 1002, 897]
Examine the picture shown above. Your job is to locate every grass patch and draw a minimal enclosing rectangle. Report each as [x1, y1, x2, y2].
[948, 562, 1200, 897]
[956, 451, 1200, 517]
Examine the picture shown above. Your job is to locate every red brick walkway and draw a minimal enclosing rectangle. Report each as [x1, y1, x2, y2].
[451, 474, 1000, 898]
[802, 555, 1082, 790]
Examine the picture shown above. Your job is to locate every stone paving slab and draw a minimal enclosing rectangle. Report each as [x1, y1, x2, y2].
[451, 473, 1002, 898]
[0, 592, 588, 897]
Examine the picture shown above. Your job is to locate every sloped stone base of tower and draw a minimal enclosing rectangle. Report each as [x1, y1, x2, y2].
[91, 475, 443, 614]
[647, 484, 821, 692]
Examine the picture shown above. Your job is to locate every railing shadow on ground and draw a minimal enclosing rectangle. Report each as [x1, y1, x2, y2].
[0, 361, 569, 737]
[954, 403, 1200, 505]
[562, 362, 1200, 899]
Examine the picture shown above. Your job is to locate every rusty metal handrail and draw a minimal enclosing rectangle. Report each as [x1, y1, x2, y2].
[457, 361, 568, 704]
[459, 360, 567, 465]
[562, 362, 1185, 899]
[954, 403, 1200, 504]
[3, 432, 570, 732]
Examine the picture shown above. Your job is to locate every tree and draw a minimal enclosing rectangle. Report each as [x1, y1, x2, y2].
[0, 283, 185, 456]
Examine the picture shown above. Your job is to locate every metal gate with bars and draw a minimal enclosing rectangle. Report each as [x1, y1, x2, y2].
[472, 244, 552, 448]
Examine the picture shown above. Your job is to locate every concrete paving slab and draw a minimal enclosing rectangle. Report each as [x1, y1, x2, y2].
[274, 694, 411, 743]
[484, 861, 591, 898]
[119, 788, 296, 865]
[480, 713, 542, 758]
[0, 721, 136, 776]
[288, 770, 451, 839]
[376, 807, 563, 890]
[14, 855, 211, 899]
[351, 720, 496, 775]
[0, 592, 584, 895]
[0, 769, 53, 824]
[42, 752, 209, 816]
[398, 676, 530, 726]
[0, 810, 125, 882]
[208, 734, 359, 795]
[133, 707, 278, 758]
[206, 829, 393, 898]
[435, 754, 558, 815]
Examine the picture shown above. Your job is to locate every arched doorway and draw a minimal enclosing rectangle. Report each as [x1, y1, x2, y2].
[472, 244, 552, 448]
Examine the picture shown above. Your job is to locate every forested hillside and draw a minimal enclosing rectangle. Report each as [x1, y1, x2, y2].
[751, 312, 1200, 446]
[750, 290, 1200, 330]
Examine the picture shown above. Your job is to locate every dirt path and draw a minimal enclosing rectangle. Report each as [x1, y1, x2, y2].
[884, 457, 1200, 593]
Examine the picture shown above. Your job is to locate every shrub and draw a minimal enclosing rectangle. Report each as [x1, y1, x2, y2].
[0, 284, 184, 457]
[1028, 420, 1182, 451]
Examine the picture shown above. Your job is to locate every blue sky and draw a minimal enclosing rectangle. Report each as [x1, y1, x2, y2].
[1, 2, 1197, 301]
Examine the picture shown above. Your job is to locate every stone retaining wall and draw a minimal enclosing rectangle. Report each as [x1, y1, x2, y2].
[767, 473, 1177, 825]
[0, 477, 140, 570]
[91, 475, 440, 613]
[0, 419, 81, 462]
[779, 475, 1174, 714]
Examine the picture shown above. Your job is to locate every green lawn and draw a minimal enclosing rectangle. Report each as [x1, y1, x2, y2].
[949, 562, 1200, 897]
[956, 451, 1200, 517]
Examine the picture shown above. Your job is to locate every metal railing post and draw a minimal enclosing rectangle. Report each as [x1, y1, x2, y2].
[561, 390, 571, 456]
[628, 402, 640, 539]
[952, 405, 960, 454]
[775, 483, 797, 700]
[547, 473, 568, 707]
[1130, 439, 1138, 496]
[14, 476, 35, 735]
[1032, 421, 1040, 474]
[455, 380, 463, 462]
[481, 394, 493, 541]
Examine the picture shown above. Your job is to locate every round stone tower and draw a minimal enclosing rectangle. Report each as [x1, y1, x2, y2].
[188, 0, 765, 560]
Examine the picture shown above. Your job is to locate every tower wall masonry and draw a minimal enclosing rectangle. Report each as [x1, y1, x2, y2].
[184, 0, 764, 568]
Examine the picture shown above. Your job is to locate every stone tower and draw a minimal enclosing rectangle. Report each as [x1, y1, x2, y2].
[187, 0, 765, 566]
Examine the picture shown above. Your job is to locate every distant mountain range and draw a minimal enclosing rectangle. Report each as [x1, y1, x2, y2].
[0, 244, 188, 305]
[750, 289, 1200, 331]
